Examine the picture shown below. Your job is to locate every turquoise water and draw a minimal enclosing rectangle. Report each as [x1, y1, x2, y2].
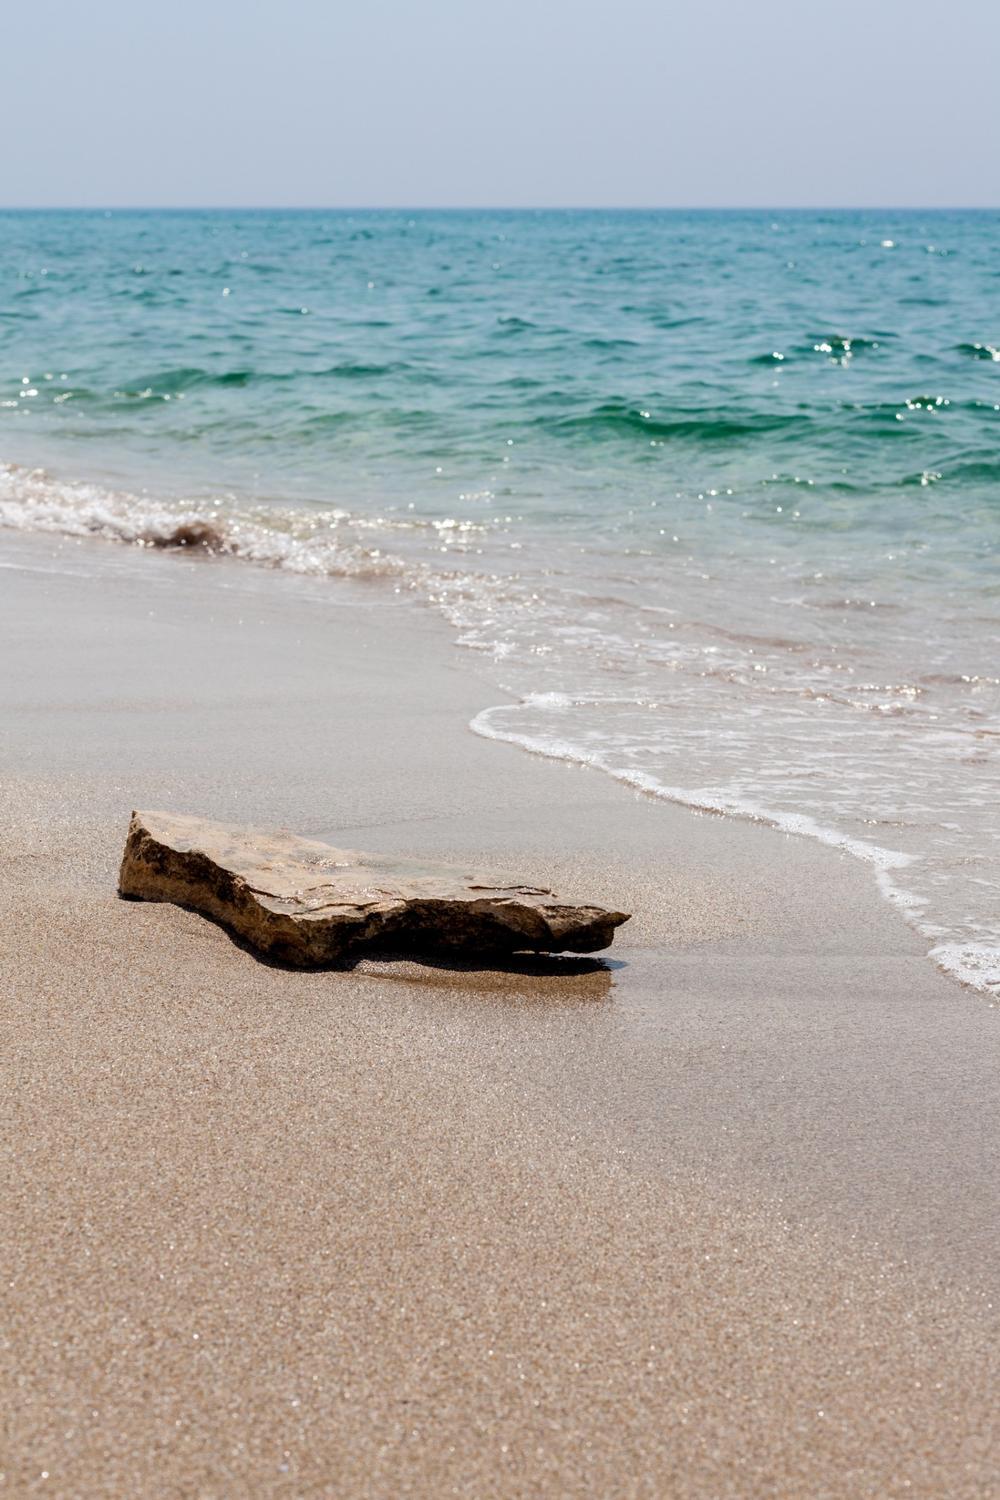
[1, 209, 998, 992]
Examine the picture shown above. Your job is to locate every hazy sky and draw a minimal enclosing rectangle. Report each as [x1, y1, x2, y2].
[4, 0, 998, 208]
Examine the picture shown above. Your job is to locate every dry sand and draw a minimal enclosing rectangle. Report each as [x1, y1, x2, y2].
[1, 530, 998, 1497]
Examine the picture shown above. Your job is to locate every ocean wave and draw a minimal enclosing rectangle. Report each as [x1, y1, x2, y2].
[494, 315, 538, 334]
[583, 336, 641, 351]
[106, 362, 413, 397]
[545, 400, 807, 444]
[955, 341, 1000, 361]
[0, 463, 407, 580]
[752, 337, 896, 366]
[942, 456, 1000, 483]
[807, 333, 885, 357]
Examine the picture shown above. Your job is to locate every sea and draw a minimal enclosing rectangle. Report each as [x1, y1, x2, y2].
[1, 208, 998, 996]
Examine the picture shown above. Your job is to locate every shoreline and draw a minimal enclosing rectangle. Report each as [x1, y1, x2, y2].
[3, 526, 999, 1495]
[2, 472, 995, 1003]
[469, 699, 989, 999]
[3, 438, 995, 1008]
[1, 462, 995, 1002]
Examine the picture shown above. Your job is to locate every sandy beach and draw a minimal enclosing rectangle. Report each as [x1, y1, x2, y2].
[2, 528, 998, 1498]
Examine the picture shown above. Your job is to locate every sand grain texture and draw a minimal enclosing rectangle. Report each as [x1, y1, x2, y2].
[1, 532, 998, 1498]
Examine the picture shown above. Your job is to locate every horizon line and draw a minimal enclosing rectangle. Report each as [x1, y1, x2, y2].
[0, 203, 997, 214]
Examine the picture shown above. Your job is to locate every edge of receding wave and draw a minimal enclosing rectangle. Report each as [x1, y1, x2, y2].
[470, 695, 1000, 1002]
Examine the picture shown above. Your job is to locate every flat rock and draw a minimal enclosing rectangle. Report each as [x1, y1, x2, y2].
[118, 811, 630, 967]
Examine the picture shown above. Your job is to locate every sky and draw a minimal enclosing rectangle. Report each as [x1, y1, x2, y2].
[3, 0, 998, 208]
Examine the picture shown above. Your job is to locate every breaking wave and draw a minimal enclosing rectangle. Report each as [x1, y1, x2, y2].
[0, 462, 408, 579]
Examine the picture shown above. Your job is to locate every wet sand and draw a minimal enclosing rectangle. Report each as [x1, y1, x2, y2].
[1, 529, 998, 1497]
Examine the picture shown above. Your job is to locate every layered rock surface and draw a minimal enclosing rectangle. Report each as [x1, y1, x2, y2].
[118, 811, 630, 966]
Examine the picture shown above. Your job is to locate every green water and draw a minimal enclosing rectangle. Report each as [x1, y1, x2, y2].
[1, 208, 998, 991]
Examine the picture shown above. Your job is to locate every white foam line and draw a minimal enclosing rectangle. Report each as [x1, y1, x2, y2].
[0, 461, 406, 581]
[470, 696, 1000, 1000]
